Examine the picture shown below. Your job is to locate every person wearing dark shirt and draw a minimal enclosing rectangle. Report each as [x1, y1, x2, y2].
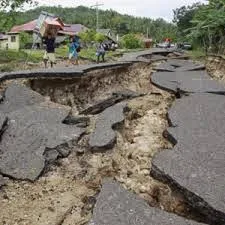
[43, 33, 56, 68]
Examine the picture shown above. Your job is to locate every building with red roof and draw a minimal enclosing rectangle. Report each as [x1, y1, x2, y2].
[10, 20, 37, 33]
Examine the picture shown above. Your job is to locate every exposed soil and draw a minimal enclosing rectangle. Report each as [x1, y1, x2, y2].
[0, 61, 197, 225]
[206, 55, 225, 82]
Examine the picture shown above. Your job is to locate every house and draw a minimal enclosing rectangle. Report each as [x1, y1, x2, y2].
[0, 32, 20, 50]
[0, 33, 9, 49]
[7, 32, 20, 50]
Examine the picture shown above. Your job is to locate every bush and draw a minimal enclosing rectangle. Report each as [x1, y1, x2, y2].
[121, 34, 143, 49]
[0, 49, 27, 63]
[20, 32, 33, 49]
[79, 30, 96, 43]
[94, 33, 107, 43]
[0, 64, 15, 72]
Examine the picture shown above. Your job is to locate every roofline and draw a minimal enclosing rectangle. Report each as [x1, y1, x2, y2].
[7, 32, 20, 34]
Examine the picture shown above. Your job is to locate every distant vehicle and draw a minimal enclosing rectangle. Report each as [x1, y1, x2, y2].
[182, 42, 192, 50]
[156, 42, 169, 48]
[156, 42, 174, 48]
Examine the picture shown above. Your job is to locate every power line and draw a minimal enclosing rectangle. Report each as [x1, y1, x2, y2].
[90, 2, 104, 31]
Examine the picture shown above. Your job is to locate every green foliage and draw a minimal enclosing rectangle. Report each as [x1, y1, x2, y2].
[79, 29, 96, 42]
[173, 3, 203, 39]
[0, 11, 16, 32]
[19, 32, 32, 49]
[94, 33, 106, 43]
[174, 0, 225, 54]
[188, 0, 225, 54]
[187, 49, 206, 60]
[79, 48, 122, 61]
[0, 49, 27, 62]
[0, 0, 36, 10]
[121, 34, 143, 49]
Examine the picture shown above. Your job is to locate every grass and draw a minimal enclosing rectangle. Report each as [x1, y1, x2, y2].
[0, 46, 144, 72]
[0, 50, 28, 63]
[187, 49, 206, 61]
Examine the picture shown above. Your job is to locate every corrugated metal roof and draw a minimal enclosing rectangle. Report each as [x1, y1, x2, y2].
[10, 20, 87, 36]
[11, 20, 37, 33]
[62, 24, 88, 34]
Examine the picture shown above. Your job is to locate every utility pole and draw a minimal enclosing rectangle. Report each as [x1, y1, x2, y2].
[91, 2, 104, 31]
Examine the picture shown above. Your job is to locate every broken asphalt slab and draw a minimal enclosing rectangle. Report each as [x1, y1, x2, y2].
[0, 84, 85, 181]
[89, 180, 205, 225]
[81, 90, 143, 115]
[151, 94, 225, 225]
[151, 71, 225, 94]
[0, 62, 132, 81]
[119, 48, 174, 62]
[89, 102, 127, 151]
[0, 82, 45, 113]
[155, 59, 205, 72]
[0, 49, 181, 82]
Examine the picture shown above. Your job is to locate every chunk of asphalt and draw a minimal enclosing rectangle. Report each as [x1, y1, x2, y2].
[89, 180, 205, 225]
[151, 71, 225, 94]
[81, 90, 141, 115]
[0, 83, 86, 181]
[89, 102, 127, 151]
[0, 105, 85, 181]
[0, 82, 45, 113]
[156, 60, 206, 72]
[0, 123, 46, 181]
[155, 62, 176, 72]
[151, 94, 225, 225]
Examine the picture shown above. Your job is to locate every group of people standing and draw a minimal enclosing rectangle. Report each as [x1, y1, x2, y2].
[43, 33, 106, 68]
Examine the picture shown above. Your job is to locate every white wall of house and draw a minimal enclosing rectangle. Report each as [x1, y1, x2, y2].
[8, 34, 20, 50]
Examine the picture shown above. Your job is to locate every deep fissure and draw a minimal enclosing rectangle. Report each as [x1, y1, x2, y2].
[1, 55, 220, 224]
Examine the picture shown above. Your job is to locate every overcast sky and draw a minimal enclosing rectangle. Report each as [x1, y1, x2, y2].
[34, 0, 206, 21]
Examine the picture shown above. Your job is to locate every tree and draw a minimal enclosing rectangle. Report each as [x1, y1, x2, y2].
[20, 31, 32, 49]
[121, 34, 142, 49]
[0, 0, 36, 10]
[173, 2, 203, 40]
[94, 33, 106, 43]
[1, 5, 178, 40]
[187, 0, 225, 53]
[79, 29, 96, 43]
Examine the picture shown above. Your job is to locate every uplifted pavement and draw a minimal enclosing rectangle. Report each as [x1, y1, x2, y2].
[89, 102, 127, 151]
[151, 71, 225, 94]
[0, 83, 85, 181]
[89, 180, 205, 225]
[151, 94, 225, 224]
[155, 59, 205, 72]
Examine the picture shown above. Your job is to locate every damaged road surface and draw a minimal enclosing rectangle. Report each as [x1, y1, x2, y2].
[0, 82, 85, 181]
[0, 49, 224, 225]
[90, 180, 204, 225]
[151, 94, 225, 225]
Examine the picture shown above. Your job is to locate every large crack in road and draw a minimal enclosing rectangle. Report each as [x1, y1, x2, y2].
[0, 50, 224, 225]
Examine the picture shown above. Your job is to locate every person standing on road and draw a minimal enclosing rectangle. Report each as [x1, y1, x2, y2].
[68, 36, 79, 65]
[96, 42, 105, 63]
[43, 32, 56, 68]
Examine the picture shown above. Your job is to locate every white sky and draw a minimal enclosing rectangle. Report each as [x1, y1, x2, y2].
[32, 0, 206, 21]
